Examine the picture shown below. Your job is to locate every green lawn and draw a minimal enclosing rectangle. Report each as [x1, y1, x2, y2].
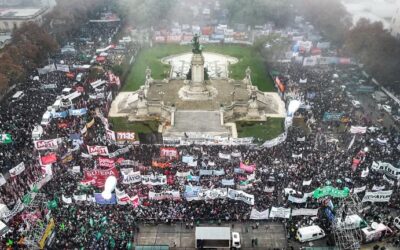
[109, 117, 160, 134]
[236, 118, 285, 142]
[122, 44, 274, 92]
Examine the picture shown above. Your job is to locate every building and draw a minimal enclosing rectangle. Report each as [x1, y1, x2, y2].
[0, 7, 50, 32]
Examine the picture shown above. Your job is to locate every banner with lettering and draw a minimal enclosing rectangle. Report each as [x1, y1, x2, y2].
[227, 188, 254, 205]
[182, 156, 195, 164]
[52, 111, 68, 119]
[121, 169, 141, 184]
[221, 179, 235, 186]
[291, 208, 318, 216]
[199, 188, 228, 200]
[69, 108, 87, 116]
[176, 171, 191, 178]
[34, 139, 59, 150]
[199, 169, 225, 176]
[160, 147, 179, 158]
[98, 157, 115, 168]
[81, 167, 119, 188]
[106, 129, 116, 142]
[9, 162, 25, 177]
[73, 194, 87, 201]
[350, 126, 367, 134]
[250, 208, 269, 220]
[353, 186, 367, 194]
[141, 175, 167, 186]
[62, 195, 72, 204]
[94, 193, 116, 205]
[313, 186, 350, 199]
[218, 153, 231, 160]
[149, 191, 181, 200]
[269, 207, 291, 218]
[371, 161, 400, 179]
[184, 185, 201, 201]
[302, 179, 312, 186]
[116, 132, 135, 142]
[87, 145, 109, 156]
[240, 162, 256, 173]
[152, 159, 171, 169]
[108, 146, 131, 158]
[362, 190, 393, 203]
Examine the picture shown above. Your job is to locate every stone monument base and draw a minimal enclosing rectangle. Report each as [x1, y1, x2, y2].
[178, 85, 217, 101]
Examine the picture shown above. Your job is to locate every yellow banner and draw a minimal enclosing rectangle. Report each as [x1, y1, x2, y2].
[39, 218, 55, 249]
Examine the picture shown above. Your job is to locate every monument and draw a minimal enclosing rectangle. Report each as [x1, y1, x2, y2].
[109, 38, 286, 143]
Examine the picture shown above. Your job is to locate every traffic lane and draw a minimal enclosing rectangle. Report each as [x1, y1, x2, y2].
[355, 94, 396, 129]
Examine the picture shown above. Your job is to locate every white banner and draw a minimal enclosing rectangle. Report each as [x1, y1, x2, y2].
[34, 139, 59, 150]
[292, 153, 302, 158]
[87, 145, 109, 156]
[218, 152, 231, 160]
[350, 126, 367, 134]
[371, 161, 400, 179]
[198, 188, 228, 200]
[73, 194, 87, 201]
[362, 190, 393, 203]
[62, 195, 73, 204]
[9, 162, 25, 177]
[0, 174, 6, 186]
[383, 175, 395, 186]
[72, 166, 81, 173]
[250, 208, 269, 220]
[288, 195, 308, 203]
[291, 208, 319, 216]
[372, 185, 385, 191]
[361, 168, 369, 178]
[142, 175, 167, 185]
[269, 207, 291, 218]
[227, 188, 254, 205]
[302, 179, 312, 186]
[149, 191, 181, 200]
[264, 186, 275, 192]
[108, 146, 131, 158]
[353, 186, 366, 194]
[121, 169, 141, 184]
[176, 171, 191, 177]
[115, 189, 131, 205]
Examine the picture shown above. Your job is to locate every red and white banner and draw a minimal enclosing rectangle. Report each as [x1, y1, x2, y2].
[160, 147, 179, 159]
[34, 139, 59, 150]
[115, 189, 140, 207]
[108, 72, 121, 86]
[240, 162, 256, 173]
[40, 153, 57, 165]
[116, 132, 135, 142]
[98, 157, 115, 168]
[87, 145, 109, 156]
[81, 167, 119, 188]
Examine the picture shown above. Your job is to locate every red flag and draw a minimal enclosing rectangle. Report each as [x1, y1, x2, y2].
[40, 153, 57, 165]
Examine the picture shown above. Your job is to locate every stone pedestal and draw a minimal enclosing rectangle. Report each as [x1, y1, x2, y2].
[247, 100, 260, 118]
[189, 53, 207, 93]
[136, 98, 149, 116]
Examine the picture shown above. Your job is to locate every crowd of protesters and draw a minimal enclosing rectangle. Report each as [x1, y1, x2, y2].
[0, 13, 400, 250]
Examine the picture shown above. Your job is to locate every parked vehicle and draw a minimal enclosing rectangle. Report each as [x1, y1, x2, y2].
[296, 225, 325, 242]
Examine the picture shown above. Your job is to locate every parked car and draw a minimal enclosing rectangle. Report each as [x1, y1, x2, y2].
[232, 232, 241, 249]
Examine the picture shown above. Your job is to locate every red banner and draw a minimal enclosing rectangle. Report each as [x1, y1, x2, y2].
[41, 153, 57, 165]
[81, 167, 119, 188]
[98, 157, 115, 168]
[152, 160, 171, 169]
[160, 147, 178, 159]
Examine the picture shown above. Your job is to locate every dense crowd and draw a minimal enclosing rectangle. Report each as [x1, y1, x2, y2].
[0, 11, 400, 250]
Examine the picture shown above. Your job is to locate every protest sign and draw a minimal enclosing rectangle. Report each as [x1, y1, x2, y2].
[87, 145, 109, 156]
[227, 189, 254, 205]
[34, 139, 59, 150]
[121, 169, 141, 184]
[362, 190, 393, 203]
[9, 162, 25, 177]
[250, 209, 269, 220]
[269, 207, 291, 218]
[142, 175, 167, 185]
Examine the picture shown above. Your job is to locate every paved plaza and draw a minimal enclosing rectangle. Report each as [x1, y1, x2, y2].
[136, 222, 288, 249]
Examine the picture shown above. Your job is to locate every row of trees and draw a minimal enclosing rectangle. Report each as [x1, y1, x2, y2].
[298, 0, 400, 91]
[0, 23, 58, 92]
[0, 0, 108, 93]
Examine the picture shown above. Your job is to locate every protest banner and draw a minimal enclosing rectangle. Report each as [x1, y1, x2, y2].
[69, 108, 87, 116]
[350, 126, 367, 134]
[218, 153, 231, 160]
[106, 129, 116, 142]
[199, 169, 225, 176]
[142, 175, 167, 186]
[94, 193, 116, 205]
[198, 188, 228, 200]
[184, 185, 201, 201]
[264, 186, 275, 192]
[269, 207, 291, 218]
[313, 186, 350, 199]
[9, 162, 25, 177]
[221, 179, 235, 186]
[87, 145, 109, 156]
[291, 208, 319, 216]
[62, 195, 73, 204]
[98, 157, 115, 168]
[240, 162, 256, 173]
[72, 166, 81, 173]
[81, 167, 119, 188]
[34, 139, 59, 150]
[116, 132, 135, 142]
[121, 169, 141, 184]
[160, 147, 179, 158]
[302, 179, 312, 186]
[148, 191, 181, 201]
[176, 171, 191, 178]
[362, 190, 393, 203]
[353, 186, 367, 194]
[288, 195, 308, 203]
[108, 146, 131, 158]
[73, 194, 87, 201]
[40, 153, 57, 165]
[372, 185, 385, 191]
[0, 174, 6, 186]
[371, 161, 400, 179]
[250, 209, 269, 220]
[182, 156, 194, 164]
[227, 188, 254, 205]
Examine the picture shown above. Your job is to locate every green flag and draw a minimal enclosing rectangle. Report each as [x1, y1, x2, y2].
[0, 133, 12, 144]
[313, 186, 350, 199]
[109, 237, 115, 249]
[22, 193, 32, 205]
